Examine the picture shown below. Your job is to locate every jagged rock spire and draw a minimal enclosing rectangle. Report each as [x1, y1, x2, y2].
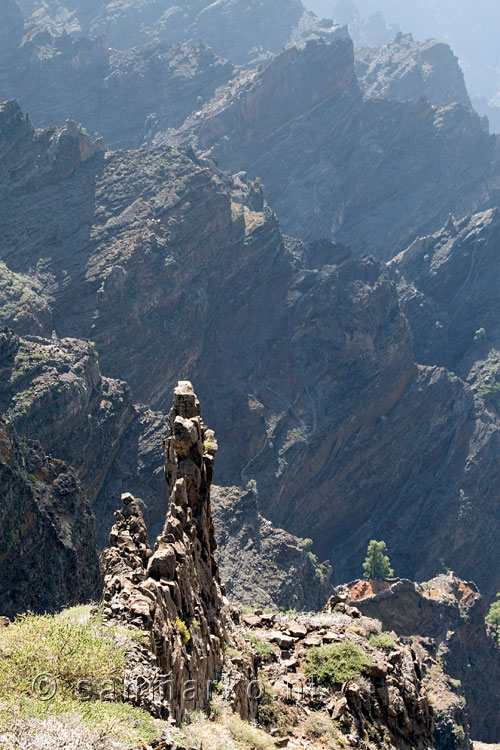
[100, 381, 238, 721]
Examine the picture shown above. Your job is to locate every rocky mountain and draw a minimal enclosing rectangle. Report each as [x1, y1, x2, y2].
[355, 32, 471, 107]
[390, 208, 500, 389]
[341, 574, 500, 743]
[171, 36, 499, 258]
[0, 23, 234, 149]
[4, 100, 500, 603]
[0, 330, 99, 618]
[212, 484, 333, 611]
[15, 0, 342, 66]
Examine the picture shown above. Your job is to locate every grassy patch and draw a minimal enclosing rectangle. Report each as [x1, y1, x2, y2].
[369, 633, 397, 651]
[304, 643, 371, 686]
[226, 714, 276, 750]
[304, 712, 341, 748]
[0, 608, 165, 746]
[243, 633, 277, 658]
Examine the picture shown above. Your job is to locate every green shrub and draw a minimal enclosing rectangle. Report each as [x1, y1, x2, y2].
[304, 712, 339, 748]
[174, 617, 191, 645]
[304, 642, 371, 686]
[243, 633, 276, 657]
[486, 594, 500, 641]
[369, 633, 397, 651]
[362, 540, 394, 580]
[477, 382, 500, 411]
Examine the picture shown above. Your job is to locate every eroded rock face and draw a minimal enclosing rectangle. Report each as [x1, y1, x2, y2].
[390, 208, 500, 386]
[16, 0, 340, 66]
[241, 606, 434, 750]
[0, 35, 234, 149]
[212, 484, 333, 611]
[355, 33, 471, 108]
[172, 36, 499, 258]
[100, 382, 256, 722]
[340, 575, 500, 743]
[0, 416, 99, 619]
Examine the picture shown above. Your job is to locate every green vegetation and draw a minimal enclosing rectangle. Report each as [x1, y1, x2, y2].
[486, 593, 500, 642]
[369, 633, 397, 651]
[174, 617, 191, 645]
[304, 642, 371, 686]
[243, 633, 276, 658]
[0, 607, 162, 745]
[203, 441, 214, 453]
[257, 678, 295, 734]
[477, 382, 500, 411]
[246, 479, 258, 495]
[451, 724, 466, 742]
[226, 714, 276, 750]
[304, 712, 340, 748]
[362, 540, 394, 580]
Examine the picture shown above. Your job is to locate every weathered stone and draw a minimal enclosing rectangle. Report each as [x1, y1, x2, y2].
[100, 382, 257, 723]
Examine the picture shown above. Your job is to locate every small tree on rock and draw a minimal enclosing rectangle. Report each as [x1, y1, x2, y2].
[363, 540, 394, 580]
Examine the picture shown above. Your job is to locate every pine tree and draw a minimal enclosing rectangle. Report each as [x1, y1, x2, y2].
[362, 540, 394, 580]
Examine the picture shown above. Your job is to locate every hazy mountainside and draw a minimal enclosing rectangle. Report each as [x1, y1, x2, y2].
[390, 208, 500, 389]
[171, 37, 499, 258]
[14, 0, 342, 66]
[303, 0, 500, 130]
[0, 26, 234, 149]
[355, 33, 471, 107]
[4, 101, 500, 601]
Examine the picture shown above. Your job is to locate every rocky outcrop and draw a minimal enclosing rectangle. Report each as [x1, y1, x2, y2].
[239, 605, 434, 750]
[172, 36, 499, 258]
[340, 575, 500, 743]
[355, 33, 471, 108]
[0, 34, 234, 149]
[16, 0, 342, 66]
[0, 416, 99, 619]
[100, 382, 257, 722]
[389, 208, 500, 387]
[212, 484, 332, 611]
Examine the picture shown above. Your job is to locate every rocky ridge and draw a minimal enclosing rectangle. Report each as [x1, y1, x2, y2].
[339, 574, 500, 744]
[0, 330, 100, 618]
[0, 23, 235, 149]
[171, 36, 499, 258]
[212, 484, 333, 612]
[355, 32, 471, 108]
[15, 0, 343, 66]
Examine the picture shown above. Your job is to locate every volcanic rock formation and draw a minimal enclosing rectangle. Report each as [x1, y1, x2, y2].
[339, 574, 500, 743]
[212, 484, 333, 611]
[100, 381, 256, 721]
[172, 36, 499, 257]
[355, 33, 471, 108]
[0, 329, 100, 618]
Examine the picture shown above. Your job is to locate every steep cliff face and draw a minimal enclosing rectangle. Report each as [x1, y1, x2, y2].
[4, 102, 500, 603]
[341, 575, 500, 743]
[100, 382, 257, 722]
[355, 32, 471, 107]
[173, 37, 499, 258]
[212, 485, 332, 611]
[0, 382, 100, 619]
[0, 31, 234, 149]
[16, 0, 340, 65]
[390, 208, 500, 387]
